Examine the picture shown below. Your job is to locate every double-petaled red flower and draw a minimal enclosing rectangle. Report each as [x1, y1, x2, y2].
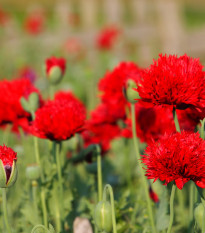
[32, 91, 86, 141]
[45, 57, 66, 76]
[0, 78, 41, 127]
[137, 54, 205, 110]
[142, 131, 205, 189]
[99, 62, 142, 121]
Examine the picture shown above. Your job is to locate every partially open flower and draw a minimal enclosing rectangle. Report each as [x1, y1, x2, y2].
[0, 145, 17, 188]
[45, 57, 66, 84]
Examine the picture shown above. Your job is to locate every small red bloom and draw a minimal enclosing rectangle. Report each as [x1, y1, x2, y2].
[138, 54, 205, 110]
[24, 10, 45, 35]
[32, 91, 86, 141]
[96, 26, 120, 50]
[99, 62, 142, 121]
[45, 56, 66, 75]
[142, 132, 205, 189]
[0, 145, 17, 166]
[0, 8, 9, 26]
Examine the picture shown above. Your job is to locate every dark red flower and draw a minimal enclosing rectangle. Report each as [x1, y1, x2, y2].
[32, 91, 86, 141]
[99, 62, 142, 121]
[45, 56, 66, 76]
[96, 26, 120, 50]
[138, 54, 205, 110]
[142, 131, 205, 189]
[0, 78, 41, 126]
[0, 145, 17, 166]
[122, 105, 176, 143]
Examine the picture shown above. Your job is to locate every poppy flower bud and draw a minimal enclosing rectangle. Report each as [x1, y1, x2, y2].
[26, 164, 41, 181]
[124, 79, 140, 103]
[194, 203, 204, 230]
[45, 57, 66, 85]
[0, 145, 17, 188]
[94, 201, 112, 232]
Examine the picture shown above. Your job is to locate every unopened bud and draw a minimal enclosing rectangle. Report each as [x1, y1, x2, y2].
[94, 201, 112, 232]
[124, 79, 140, 103]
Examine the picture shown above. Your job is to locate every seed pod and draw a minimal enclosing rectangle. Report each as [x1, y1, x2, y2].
[94, 201, 112, 233]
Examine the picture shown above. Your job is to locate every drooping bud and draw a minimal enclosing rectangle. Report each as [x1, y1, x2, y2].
[194, 203, 205, 230]
[0, 145, 18, 188]
[94, 201, 112, 233]
[26, 164, 41, 181]
[124, 79, 140, 103]
[45, 56, 66, 85]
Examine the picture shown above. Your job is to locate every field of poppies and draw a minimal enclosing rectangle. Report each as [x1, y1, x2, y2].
[1, 2, 205, 233]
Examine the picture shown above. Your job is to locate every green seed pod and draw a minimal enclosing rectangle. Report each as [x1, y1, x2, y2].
[0, 160, 18, 188]
[94, 201, 112, 233]
[194, 203, 204, 230]
[124, 79, 140, 103]
[48, 66, 63, 85]
[26, 164, 41, 181]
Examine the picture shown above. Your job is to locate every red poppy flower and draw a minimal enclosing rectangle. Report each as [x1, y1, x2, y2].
[0, 8, 9, 26]
[99, 62, 142, 121]
[137, 54, 205, 110]
[96, 26, 120, 50]
[122, 105, 176, 143]
[142, 131, 205, 189]
[45, 56, 66, 76]
[0, 78, 42, 126]
[0, 145, 17, 166]
[32, 91, 86, 141]
[81, 103, 121, 154]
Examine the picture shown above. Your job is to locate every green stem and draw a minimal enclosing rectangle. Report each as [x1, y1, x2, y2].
[131, 103, 157, 233]
[188, 182, 195, 232]
[41, 188, 48, 228]
[55, 142, 63, 203]
[32, 181, 39, 223]
[200, 118, 205, 140]
[96, 145, 102, 202]
[102, 184, 117, 233]
[53, 141, 63, 231]
[2, 189, 12, 233]
[167, 184, 176, 233]
[173, 107, 181, 133]
[2, 124, 12, 145]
